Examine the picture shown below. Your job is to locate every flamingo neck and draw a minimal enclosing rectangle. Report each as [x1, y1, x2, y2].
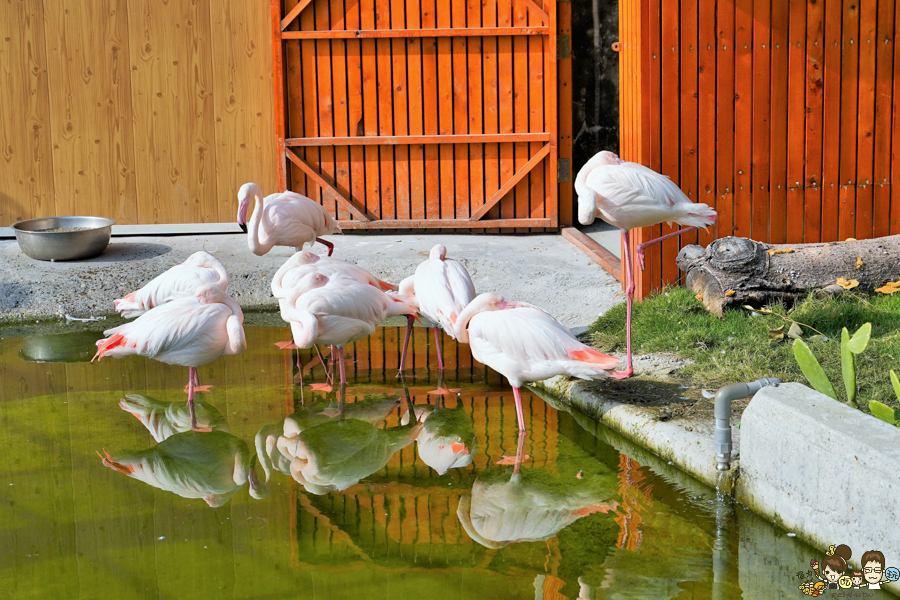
[246, 192, 273, 255]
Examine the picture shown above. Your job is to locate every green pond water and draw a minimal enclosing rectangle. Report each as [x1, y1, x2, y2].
[0, 324, 823, 599]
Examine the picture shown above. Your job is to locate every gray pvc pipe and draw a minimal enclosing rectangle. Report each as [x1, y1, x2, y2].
[714, 377, 782, 471]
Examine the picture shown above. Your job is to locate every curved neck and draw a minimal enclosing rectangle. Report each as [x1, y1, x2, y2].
[454, 302, 482, 344]
[246, 191, 273, 255]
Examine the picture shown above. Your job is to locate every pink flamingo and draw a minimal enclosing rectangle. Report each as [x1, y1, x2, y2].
[455, 292, 620, 432]
[114, 251, 229, 318]
[394, 244, 475, 376]
[576, 150, 717, 378]
[279, 273, 417, 391]
[237, 182, 340, 257]
[93, 284, 246, 430]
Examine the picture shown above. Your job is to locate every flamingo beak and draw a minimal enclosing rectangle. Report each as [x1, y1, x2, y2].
[616, 157, 625, 165]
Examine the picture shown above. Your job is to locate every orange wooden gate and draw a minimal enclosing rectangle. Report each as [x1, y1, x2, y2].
[270, 0, 567, 229]
[619, 0, 900, 299]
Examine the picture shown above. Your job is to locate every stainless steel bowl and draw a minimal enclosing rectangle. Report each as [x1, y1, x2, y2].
[11, 216, 115, 261]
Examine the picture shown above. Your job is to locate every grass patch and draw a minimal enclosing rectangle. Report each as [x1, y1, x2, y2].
[588, 287, 900, 413]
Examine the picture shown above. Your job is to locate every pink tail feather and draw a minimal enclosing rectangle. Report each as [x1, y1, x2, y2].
[93, 333, 126, 362]
[568, 347, 621, 371]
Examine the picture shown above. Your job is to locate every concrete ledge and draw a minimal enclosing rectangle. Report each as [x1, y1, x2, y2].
[534, 376, 739, 493]
[738, 382, 900, 593]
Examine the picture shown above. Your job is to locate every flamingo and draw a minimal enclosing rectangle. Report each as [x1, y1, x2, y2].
[454, 292, 620, 433]
[394, 244, 475, 377]
[576, 150, 717, 379]
[237, 182, 340, 256]
[401, 402, 475, 475]
[114, 251, 229, 318]
[98, 430, 267, 506]
[279, 273, 417, 391]
[93, 284, 246, 430]
[118, 393, 229, 443]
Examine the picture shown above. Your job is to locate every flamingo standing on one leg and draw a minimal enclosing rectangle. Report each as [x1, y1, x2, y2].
[114, 251, 229, 318]
[279, 273, 417, 391]
[454, 293, 620, 433]
[93, 284, 246, 430]
[237, 182, 341, 257]
[393, 244, 475, 383]
[576, 150, 717, 379]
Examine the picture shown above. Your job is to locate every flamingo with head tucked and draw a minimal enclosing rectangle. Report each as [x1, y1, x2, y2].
[455, 292, 620, 433]
[93, 284, 246, 430]
[114, 251, 229, 318]
[576, 150, 717, 379]
[237, 182, 340, 256]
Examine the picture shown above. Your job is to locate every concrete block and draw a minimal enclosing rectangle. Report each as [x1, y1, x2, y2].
[739, 382, 900, 593]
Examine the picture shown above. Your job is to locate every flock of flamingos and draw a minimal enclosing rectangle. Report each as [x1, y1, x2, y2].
[91, 150, 718, 439]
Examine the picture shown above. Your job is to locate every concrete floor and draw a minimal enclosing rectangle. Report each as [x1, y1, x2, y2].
[0, 231, 624, 329]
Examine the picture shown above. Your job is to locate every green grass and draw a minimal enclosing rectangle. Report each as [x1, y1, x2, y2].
[588, 287, 900, 413]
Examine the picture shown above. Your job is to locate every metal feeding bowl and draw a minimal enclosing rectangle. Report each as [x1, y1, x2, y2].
[11, 216, 115, 261]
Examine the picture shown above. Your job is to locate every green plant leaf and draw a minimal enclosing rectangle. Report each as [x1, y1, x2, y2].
[891, 370, 900, 402]
[847, 322, 872, 354]
[787, 322, 804, 339]
[841, 328, 857, 404]
[868, 400, 900, 426]
[792, 338, 838, 400]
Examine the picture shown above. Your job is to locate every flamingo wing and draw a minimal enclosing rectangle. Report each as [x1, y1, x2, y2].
[415, 259, 476, 333]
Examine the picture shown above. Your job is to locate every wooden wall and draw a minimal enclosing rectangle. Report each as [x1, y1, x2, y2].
[619, 0, 900, 299]
[0, 0, 277, 225]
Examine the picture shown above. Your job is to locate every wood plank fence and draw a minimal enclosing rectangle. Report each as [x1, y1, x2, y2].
[619, 0, 900, 299]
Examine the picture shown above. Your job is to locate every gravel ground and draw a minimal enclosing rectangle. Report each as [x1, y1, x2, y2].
[0, 232, 624, 328]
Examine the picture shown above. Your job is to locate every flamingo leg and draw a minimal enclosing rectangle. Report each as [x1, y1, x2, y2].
[433, 327, 444, 370]
[612, 230, 635, 380]
[315, 237, 335, 256]
[635, 226, 698, 271]
[512, 386, 527, 433]
[397, 314, 414, 378]
[337, 346, 347, 389]
[513, 430, 527, 475]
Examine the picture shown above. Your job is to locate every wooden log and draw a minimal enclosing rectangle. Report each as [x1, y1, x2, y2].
[676, 235, 900, 316]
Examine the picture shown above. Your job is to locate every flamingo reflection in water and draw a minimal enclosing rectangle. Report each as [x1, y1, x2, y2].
[457, 435, 619, 549]
[119, 393, 229, 443]
[402, 398, 476, 475]
[98, 430, 267, 507]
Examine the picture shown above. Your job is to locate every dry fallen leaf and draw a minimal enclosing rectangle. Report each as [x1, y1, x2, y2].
[836, 277, 860, 290]
[787, 322, 804, 339]
[845, 237, 857, 241]
[875, 280, 900, 294]
[768, 325, 785, 341]
[724, 289, 736, 297]
[695, 294, 703, 301]
[767, 249, 776, 256]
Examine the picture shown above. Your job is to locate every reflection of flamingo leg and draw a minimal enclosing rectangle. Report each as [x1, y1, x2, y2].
[315, 237, 335, 256]
[397, 314, 414, 377]
[433, 327, 444, 370]
[513, 431, 527, 474]
[512, 387, 527, 433]
[337, 346, 347, 388]
[313, 345, 334, 386]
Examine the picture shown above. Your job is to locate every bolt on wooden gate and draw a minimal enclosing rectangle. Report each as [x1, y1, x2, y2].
[270, 0, 565, 230]
[619, 0, 900, 300]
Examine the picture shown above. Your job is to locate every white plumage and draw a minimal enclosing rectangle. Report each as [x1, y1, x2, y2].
[237, 182, 340, 256]
[114, 251, 229, 318]
[271, 251, 397, 309]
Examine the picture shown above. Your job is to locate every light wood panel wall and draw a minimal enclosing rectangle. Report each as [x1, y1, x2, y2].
[0, 0, 277, 225]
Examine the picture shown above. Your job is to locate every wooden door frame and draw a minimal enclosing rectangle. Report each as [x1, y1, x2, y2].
[269, 0, 563, 229]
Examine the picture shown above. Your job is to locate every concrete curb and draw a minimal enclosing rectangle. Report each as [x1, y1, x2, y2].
[738, 382, 900, 593]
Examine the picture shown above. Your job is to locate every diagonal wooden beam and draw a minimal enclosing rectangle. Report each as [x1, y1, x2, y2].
[285, 149, 372, 222]
[281, 0, 314, 31]
[523, 0, 549, 24]
[469, 143, 551, 221]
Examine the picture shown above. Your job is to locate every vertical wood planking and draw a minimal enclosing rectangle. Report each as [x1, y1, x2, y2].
[680, 0, 699, 256]
[451, 0, 470, 219]
[436, 1, 455, 219]
[558, 0, 573, 226]
[803, 0, 824, 243]
[855, 0, 877, 239]
[529, 1, 546, 221]
[498, 2, 515, 224]
[46, 0, 138, 222]
[660, 0, 680, 285]
[839, 0, 859, 240]
[821, 0, 843, 241]
[467, 0, 485, 231]
[392, 0, 411, 221]
[873, 0, 895, 237]
[300, 3, 321, 203]
[407, 0, 426, 221]
[697, 0, 717, 248]
[0, 0, 54, 223]
[733, 0, 752, 240]
[716, 0, 735, 240]
[330, 0, 352, 221]
[421, 0, 440, 221]
[768, 0, 789, 244]
[283, 0, 307, 196]
[346, 0, 365, 221]
[546, 0, 558, 227]
[483, 1, 501, 221]
[209, 0, 278, 220]
[751, 0, 770, 241]
[375, 0, 396, 220]
[315, 0, 337, 217]
[641, 0, 661, 298]
[785, 0, 806, 243]
[360, 0, 380, 218]
[512, 0, 530, 232]
[894, 0, 900, 234]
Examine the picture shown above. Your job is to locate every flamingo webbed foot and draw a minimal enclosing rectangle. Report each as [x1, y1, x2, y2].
[496, 454, 530, 465]
[309, 383, 333, 392]
[191, 425, 214, 433]
[275, 340, 298, 350]
[610, 367, 634, 380]
[427, 387, 461, 396]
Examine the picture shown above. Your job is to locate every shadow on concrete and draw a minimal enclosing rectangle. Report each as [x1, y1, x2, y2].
[85, 243, 172, 263]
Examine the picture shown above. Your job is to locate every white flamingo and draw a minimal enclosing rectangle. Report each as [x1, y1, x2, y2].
[118, 393, 229, 443]
[237, 182, 341, 256]
[114, 251, 229, 318]
[455, 292, 620, 432]
[93, 285, 246, 429]
[576, 150, 717, 378]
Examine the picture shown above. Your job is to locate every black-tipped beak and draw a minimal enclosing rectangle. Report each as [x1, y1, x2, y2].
[239, 222, 247, 234]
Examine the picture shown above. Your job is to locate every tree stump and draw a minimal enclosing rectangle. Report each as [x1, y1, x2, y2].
[676, 236, 900, 316]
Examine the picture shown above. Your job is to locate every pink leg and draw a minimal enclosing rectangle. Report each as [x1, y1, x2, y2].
[512, 386, 527, 433]
[316, 237, 335, 256]
[513, 430, 527, 474]
[612, 230, 635, 379]
[187, 367, 197, 429]
[433, 327, 444, 370]
[635, 226, 698, 271]
[397, 314, 414, 377]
